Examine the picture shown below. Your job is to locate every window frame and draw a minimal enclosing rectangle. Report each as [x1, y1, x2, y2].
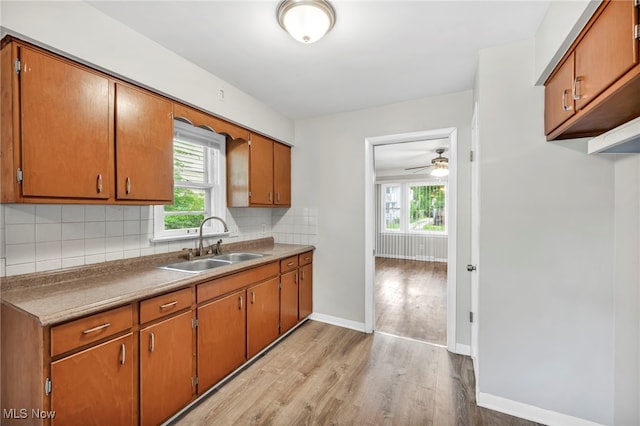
[152, 120, 228, 242]
[380, 181, 448, 235]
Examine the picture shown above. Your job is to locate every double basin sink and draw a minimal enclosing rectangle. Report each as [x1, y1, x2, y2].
[159, 252, 266, 273]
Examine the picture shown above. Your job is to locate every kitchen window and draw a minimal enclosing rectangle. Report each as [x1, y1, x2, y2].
[381, 182, 447, 234]
[153, 120, 227, 241]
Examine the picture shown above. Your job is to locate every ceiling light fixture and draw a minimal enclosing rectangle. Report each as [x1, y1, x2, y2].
[431, 162, 449, 177]
[277, 0, 336, 44]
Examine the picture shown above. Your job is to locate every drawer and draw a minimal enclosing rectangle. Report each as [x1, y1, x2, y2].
[298, 251, 313, 266]
[280, 256, 298, 273]
[197, 262, 279, 303]
[51, 305, 133, 357]
[140, 287, 192, 324]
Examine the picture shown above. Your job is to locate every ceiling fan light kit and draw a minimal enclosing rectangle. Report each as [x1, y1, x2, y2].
[404, 147, 449, 176]
[277, 0, 336, 44]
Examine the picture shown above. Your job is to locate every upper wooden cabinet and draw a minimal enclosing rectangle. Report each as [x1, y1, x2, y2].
[0, 38, 175, 204]
[115, 84, 173, 202]
[227, 133, 292, 208]
[544, 0, 640, 140]
[173, 102, 250, 141]
[7, 45, 112, 201]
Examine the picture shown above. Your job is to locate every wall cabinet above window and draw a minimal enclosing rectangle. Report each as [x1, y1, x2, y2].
[544, 0, 640, 141]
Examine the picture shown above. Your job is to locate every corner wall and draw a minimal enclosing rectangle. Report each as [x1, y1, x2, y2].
[475, 38, 615, 425]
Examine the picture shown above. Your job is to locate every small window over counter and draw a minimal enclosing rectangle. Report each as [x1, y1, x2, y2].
[153, 120, 227, 241]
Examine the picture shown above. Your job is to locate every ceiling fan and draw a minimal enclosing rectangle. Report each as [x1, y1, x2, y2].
[404, 148, 449, 176]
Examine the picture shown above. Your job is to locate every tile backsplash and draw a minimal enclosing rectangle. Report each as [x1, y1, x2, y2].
[0, 204, 317, 277]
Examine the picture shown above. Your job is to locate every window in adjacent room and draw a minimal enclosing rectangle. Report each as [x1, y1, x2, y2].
[381, 182, 446, 234]
[153, 120, 227, 241]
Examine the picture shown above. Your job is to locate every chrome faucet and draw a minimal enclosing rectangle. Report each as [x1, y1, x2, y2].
[198, 216, 229, 257]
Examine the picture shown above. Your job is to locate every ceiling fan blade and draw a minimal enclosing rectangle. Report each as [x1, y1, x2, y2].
[404, 165, 432, 170]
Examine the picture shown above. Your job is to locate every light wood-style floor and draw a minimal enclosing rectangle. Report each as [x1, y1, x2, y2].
[375, 257, 447, 345]
[173, 321, 541, 426]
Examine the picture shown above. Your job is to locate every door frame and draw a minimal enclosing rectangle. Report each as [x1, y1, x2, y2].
[470, 102, 480, 393]
[364, 127, 458, 352]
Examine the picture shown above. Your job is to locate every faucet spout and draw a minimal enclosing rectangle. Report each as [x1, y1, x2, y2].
[198, 216, 229, 257]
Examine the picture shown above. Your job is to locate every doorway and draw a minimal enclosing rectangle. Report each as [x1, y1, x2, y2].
[364, 128, 458, 352]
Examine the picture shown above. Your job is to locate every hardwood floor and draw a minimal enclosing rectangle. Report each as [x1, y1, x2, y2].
[375, 257, 447, 345]
[173, 321, 541, 426]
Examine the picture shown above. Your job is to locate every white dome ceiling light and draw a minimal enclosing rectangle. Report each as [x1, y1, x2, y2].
[277, 0, 336, 44]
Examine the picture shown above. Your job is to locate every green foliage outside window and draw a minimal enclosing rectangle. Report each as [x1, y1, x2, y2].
[409, 185, 445, 232]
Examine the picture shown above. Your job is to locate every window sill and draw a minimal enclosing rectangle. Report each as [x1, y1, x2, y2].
[150, 232, 231, 243]
[380, 231, 448, 237]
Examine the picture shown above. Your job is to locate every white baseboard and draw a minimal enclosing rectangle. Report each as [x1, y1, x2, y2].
[309, 312, 367, 333]
[454, 343, 471, 355]
[477, 392, 604, 426]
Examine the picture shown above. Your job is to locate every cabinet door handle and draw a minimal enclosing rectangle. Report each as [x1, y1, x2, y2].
[301, 270, 305, 280]
[82, 322, 110, 334]
[295, 273, 298, 284]
[125, 177, 131, 194]
[561, 89, 572, 111]
[239, 296, 243, 310]
[269, 192, 272, 202]
[120, 343, 126, 365]
[572, 76, 583, 101]
[149, 332, 155, 353]
[96, 174, 103, 193]
[251, 291, 255, 304]
[276, 192, 280, 202]
[159, 301, 178, 310]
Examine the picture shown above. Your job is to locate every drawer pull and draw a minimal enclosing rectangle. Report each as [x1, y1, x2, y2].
[287, 262, 295, 267]
[149, 332, 155, 353]
[304, 256, 311, 261]
[120, 343, 126, 365]
[82, 323, 110, 334]
[159, 301, 178, 310]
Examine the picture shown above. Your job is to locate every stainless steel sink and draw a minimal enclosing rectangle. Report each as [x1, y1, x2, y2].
[158, 252, 266, 273]
[212, 252, 265, 262]
[159, 258, 232, 273]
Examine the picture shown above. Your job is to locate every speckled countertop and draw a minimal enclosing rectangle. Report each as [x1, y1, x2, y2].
[1, 238, 314, 326]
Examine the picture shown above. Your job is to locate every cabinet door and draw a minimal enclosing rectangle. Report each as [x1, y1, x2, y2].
[280, 270, 298, 334]
[247, 277, 280, 358]
[249, 133, 274, 205]
[51, 333, 133, 426]
[273, 142, 291, 206]
[299, 263, 313, 320]
[544, 53, 575, 135]
[574, 0, 638, 111]
[19, 46, 110, 199]
[140, 311, 194, 426]
[115, 84, 173, 201]
[197, 290, 246, 391]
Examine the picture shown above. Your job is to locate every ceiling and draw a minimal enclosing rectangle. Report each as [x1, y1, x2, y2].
[374, 139, 449, 177]
[88, 0, 551, 121]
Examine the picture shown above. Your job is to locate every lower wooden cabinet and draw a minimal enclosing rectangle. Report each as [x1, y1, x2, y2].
[280, 269, 299, 334]
[197, 289, 246, 391]
[139, 311, 195, 426]
[299, 263, 313, 320]
[50, 333, 134, 426]
[247, 277, 280, 358]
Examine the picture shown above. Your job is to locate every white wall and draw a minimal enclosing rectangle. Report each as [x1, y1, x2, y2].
[293, 90, 473, 345]
[0, 1, 293, 143]
[613, 155, 640, 426]
[475, 38, 615, 424]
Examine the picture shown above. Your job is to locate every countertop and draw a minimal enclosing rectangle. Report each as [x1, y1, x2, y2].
[1, 239, 314, 326]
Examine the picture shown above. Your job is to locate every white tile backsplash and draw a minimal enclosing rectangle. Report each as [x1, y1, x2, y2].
[0, 203, 318, 277]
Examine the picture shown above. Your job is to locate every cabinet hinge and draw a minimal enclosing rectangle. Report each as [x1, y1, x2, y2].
[469, 312, 474, 323]
[635, 0, 639, 8]
[16, 168, 23, 183]
[635, 24, 640, 41]
[192, 318, 198, 328]
[248, 191, 252, 198]
[470, 150, 475, 162]
[45, 377, 52, 395]
[14, 58, 20, 74]
[278, 282, 282, 289]
[278, 321, 281, 332]
[192, 376, 198, 387]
